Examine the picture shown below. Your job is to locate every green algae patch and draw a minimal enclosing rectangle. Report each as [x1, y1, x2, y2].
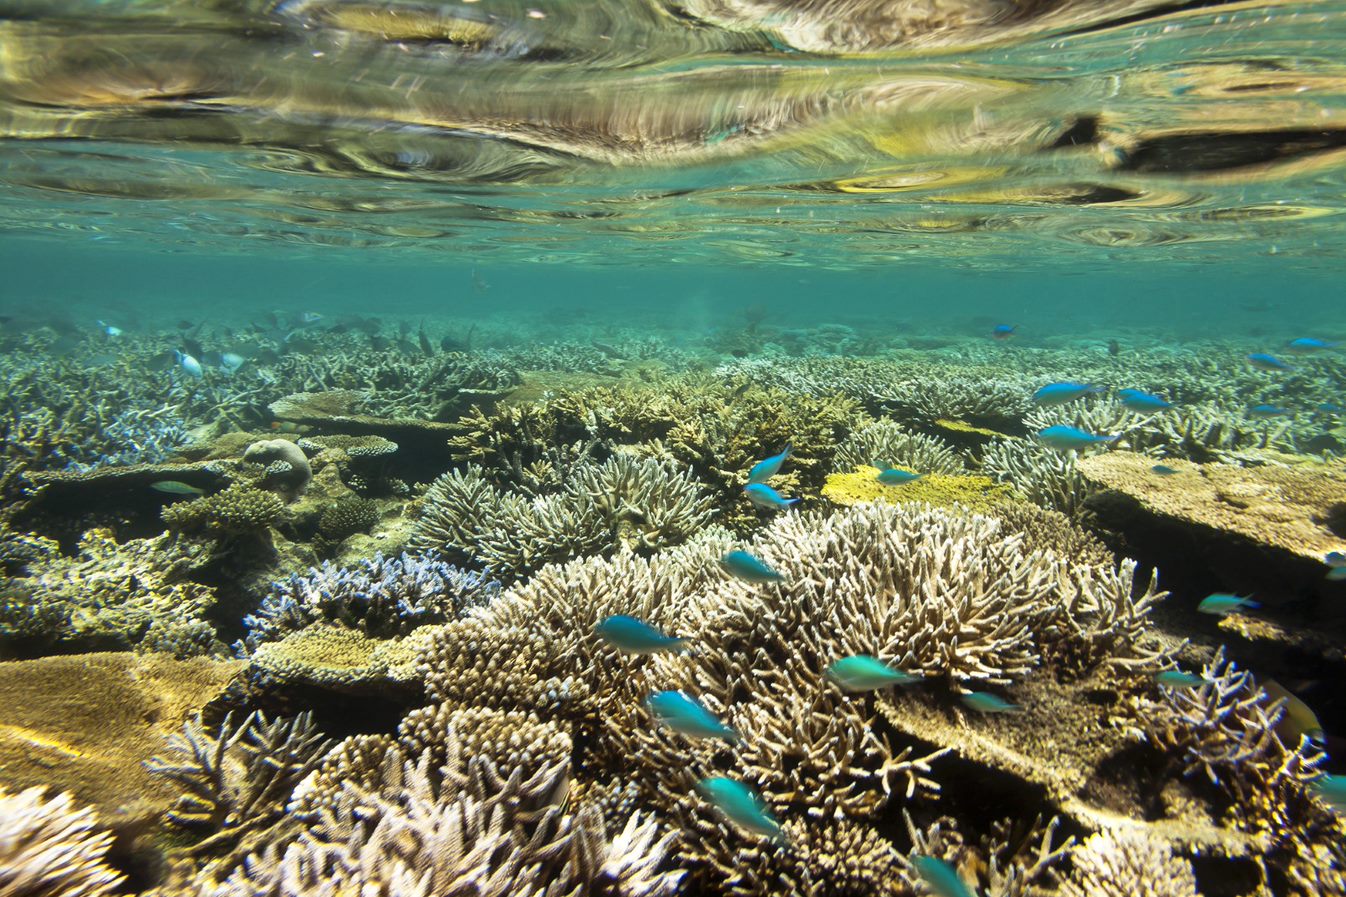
[821, 465, 1019, 513]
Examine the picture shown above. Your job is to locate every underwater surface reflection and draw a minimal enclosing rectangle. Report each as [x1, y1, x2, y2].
[1, 0, 1346, 265]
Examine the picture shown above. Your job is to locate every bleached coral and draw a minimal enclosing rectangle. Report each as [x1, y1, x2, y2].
[0, 786, 124, 897]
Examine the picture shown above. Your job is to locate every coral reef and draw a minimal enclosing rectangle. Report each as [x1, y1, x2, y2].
[411, 456, 716, 580]
[162, 484, 285, 539]
[1078, 451, 1346, 561]
[981, 438, 1093, 515]
[832, 418, 967, 475]
[1059, 829, 1200, 897]
[405, 502, 1168, 895]
[145, 711, 332, 858]
[315, 494, 378, 541]
[821, 466, 1018, 514]
[0, 529, 224, 656]
[0, 786, 125, 897]
[243, 552, 499, 647]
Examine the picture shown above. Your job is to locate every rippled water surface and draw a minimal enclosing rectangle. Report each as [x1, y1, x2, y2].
[3, 0, 1346, 267]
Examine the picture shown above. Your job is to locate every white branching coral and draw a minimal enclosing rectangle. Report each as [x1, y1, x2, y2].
[196, 752, 685, 897]
[981, 439, 1091, 515]
[410, 456, 715, 579]
[1059, 829, 1199, 897]
[833, 419, 967, 475]
[0, 786, 125, 897]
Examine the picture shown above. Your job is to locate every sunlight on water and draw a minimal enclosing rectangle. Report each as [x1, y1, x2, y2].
[2, 0, 1346, 266]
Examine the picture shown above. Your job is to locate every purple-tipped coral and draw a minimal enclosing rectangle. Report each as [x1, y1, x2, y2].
[243, 551, 500, 648]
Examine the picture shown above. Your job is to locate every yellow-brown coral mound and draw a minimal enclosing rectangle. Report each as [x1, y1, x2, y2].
[821, 465, 1018, 513]
[1077, 451, 1346, 561]
[0, 652, 241, 823]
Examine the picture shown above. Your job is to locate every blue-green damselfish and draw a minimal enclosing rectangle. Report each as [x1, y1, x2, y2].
[595, 615, 688, 654]
[696, 777, 785, 843]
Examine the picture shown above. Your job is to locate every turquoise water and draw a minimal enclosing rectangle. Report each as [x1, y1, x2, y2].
[3, 2, 1346, 896]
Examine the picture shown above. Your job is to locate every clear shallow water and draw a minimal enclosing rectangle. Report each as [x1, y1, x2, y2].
[4, 4, 1346, 897]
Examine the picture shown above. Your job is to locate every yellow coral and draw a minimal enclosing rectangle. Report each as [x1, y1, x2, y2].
[821, 466, 1018, 513]
[934, 418, 1015, 439]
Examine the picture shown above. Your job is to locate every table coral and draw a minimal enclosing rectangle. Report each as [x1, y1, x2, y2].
[821, 465, 1018, 514]
[1077, 451, 1346, 561]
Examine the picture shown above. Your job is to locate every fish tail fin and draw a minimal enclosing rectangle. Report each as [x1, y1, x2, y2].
[785, 498, 801, 506]
[671, 637, 692, 653]
[1246, 600, 1261, 609]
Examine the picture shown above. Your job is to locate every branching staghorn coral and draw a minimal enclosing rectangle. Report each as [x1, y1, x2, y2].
[145, 711, 333, 859]
[1058, 829, 1199, 897]
[192, 750, 685, 897]
[409, 502, 1164, 896]
[832, 418, 966, 475]
[411, 456, 715, 580]
[0, 786, 125, 897]
[0, 528, 223, 657]
[242, 551, 499, 648]
[1136, 647, 1342, 863]
[980, 439, 1092, 515]
[446, 376, 862, 515]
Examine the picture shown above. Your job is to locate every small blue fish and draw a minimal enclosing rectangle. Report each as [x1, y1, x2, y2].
[96, 320, 123, 337]
[960, 692, 1021, 713]
[1156, 670, 1209, 688]
[220, 352, 245, 373]
[1328, 567, 1346, 582]
[719, 550, 785, 584]
[1035, 425, 1118, 451]
[1032, 382, 1106, 406]
[747, 446, 790, 485]
[696, 777, 785, 843]
[1197, 593, 1259, 615]
[150, 480, 204, 497]
[301, 311, 324, 324]
[595, 615, 688, 654]
[1117, 388, 1172, 412]
[1325, 551, 1346, 567]
[826, 655, 920, 691]
[1313, 774, 1346, 814]
[910, 856, 978, 897]
[646, 691, 738, 743]
[1287, 337, 1338, 353]
[1319, 402, 1344, 414]
[1248, 404, 1290, 418]
[1247, 352, 1293, 371]
[1151, 464, 1181, 476]
[875, 468, 924, 486]
[990, 324, 1016, 340]
[174, 350, 204, 379]
[743, 483, 799, 511]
